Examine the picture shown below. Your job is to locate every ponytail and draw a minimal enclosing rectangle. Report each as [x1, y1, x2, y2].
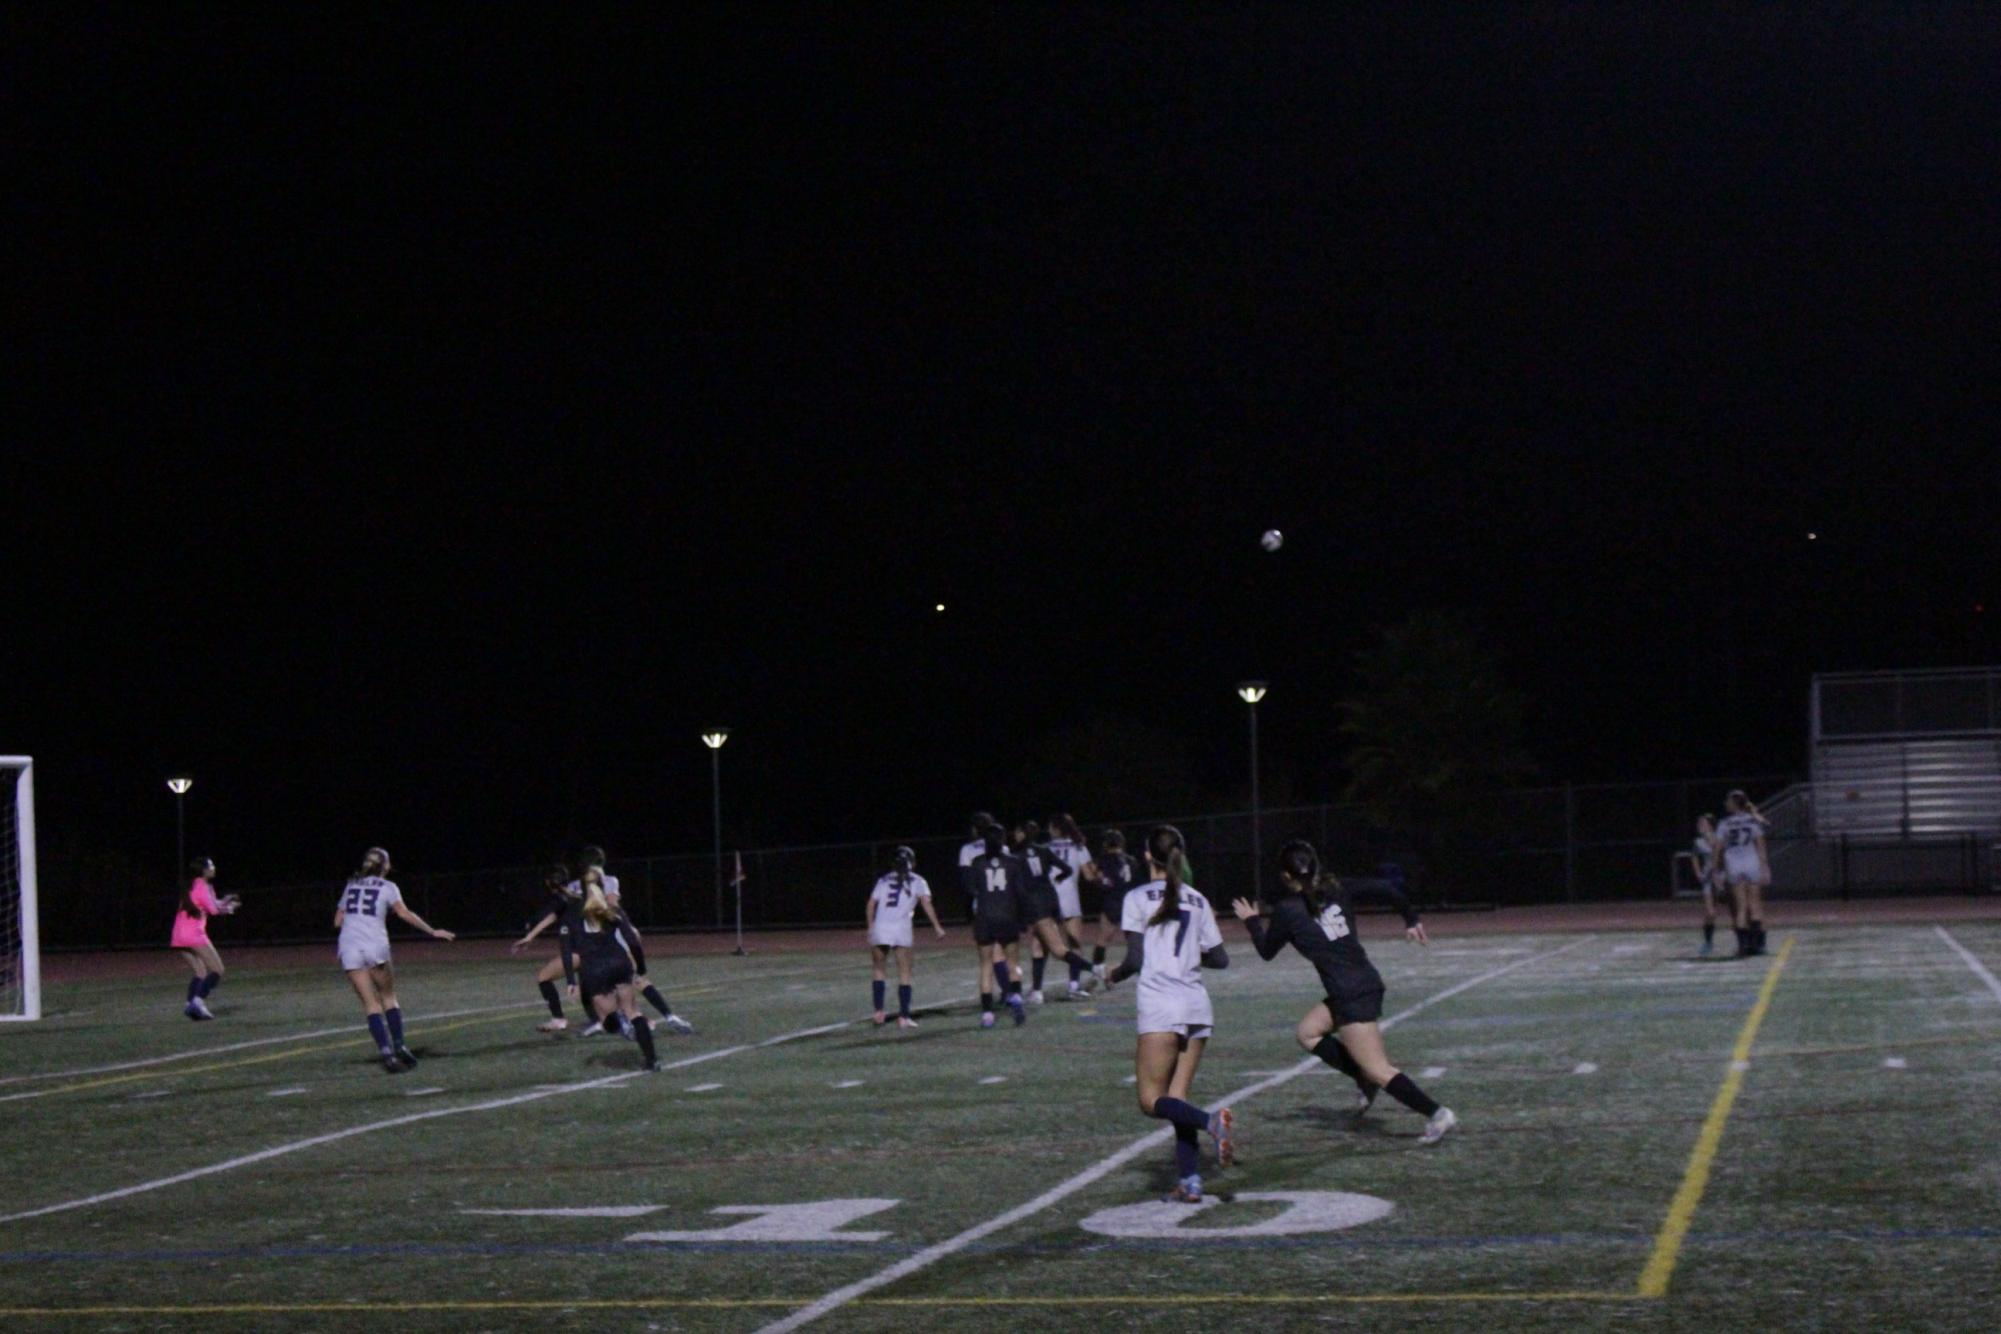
[356, 847, 390, 879]
[1146, 825, 1187, 926]
[581, 868, 614, 926]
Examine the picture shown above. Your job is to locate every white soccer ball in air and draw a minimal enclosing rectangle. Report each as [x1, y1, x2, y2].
[1260, 529, 1283, 552]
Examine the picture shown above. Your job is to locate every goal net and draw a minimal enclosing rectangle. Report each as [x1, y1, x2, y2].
[0, 757, 40, 1021]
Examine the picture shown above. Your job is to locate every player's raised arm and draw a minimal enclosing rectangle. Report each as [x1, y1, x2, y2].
[390, 897, 455, 941]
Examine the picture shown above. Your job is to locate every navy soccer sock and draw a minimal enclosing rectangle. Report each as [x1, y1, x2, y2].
[367, 1012, 391, 1054]
[872, 979, 887, 1012]
[1174, 1124, 1201, 1178]
[1703, 921, 1715, 946]
[1151, 1096, 1211, 1133]
[897, 984, 912, 1018]
[1031, 955, 1047, 990]
[384, 1007, 405, 1047]
[992, 961, 1011, 995]
[1384, 1072, 1440, 1117]
[200, 972, 222, 998]
[538, 979, 564, 1019]
[186, 976, 203, 1003]
[1092, 945, 1106, 965]
[641, 984, 673, 1018]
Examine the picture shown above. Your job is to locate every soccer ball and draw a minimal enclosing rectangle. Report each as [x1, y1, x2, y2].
[1260, 529, 1283, 552]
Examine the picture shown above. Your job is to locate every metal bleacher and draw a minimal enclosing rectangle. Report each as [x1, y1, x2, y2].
[1778, 668, 2001, 894]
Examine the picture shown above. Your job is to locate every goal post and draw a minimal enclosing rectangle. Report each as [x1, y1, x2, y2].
[1, 756, 40, 1021]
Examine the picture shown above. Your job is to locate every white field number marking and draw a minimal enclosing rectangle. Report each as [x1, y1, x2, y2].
[1080, 1191, 1393, 1239]
[624, 1199, 899, 1244]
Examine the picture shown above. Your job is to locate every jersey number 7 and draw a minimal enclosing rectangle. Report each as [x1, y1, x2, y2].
[1174, 909, 1192, 952]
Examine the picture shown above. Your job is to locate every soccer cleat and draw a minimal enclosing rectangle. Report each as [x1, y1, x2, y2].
[1420, 1107, 1458, 1145]
[1009, 995, 1027, 1026]
[979, 1011, 997, 1029]
[580, 1021, 605, 1037]
[645, 1059, 663, 1072]
[537, 1017, 569, 1033]
[897, 1015, 919, 1029]
[381, 1051, 406, 1074]
[1093, 964, 1108, 986]
[1029, 989, 1044, 1006]
[392, 1044, 417, 1066]
[1165, 1177, 1203, 1204]
[1699, 938, 1714, 958]
[1210, 1107, 1236, 1168]
[873, 1011, 887, 1026]
[661, 1014, 694, 1036]
[184, 1001, 213, 1021]
[617, 1018, 636, 1042]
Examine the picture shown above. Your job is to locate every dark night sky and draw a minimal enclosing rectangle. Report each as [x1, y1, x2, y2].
[5, 3, 1998, 886]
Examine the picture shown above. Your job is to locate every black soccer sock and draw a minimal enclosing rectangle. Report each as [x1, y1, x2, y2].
[1092, 945, 1106, 965]
[538, 979, 564, 1019]
[200, 972, 222, 998]
[1063, 950, 1091, 979]
[897, 984, 912, 1018]
[632, 1014, 658, 1065]
[981, 993, 994, 1014]
[1702, 921, 1715, 945]
[385, 1006, 405, 1047]
[872, 979, 887, 1012]
[1311, 1035, 1374, 1093]
[1384, 1072, 1440, 1118]
[641, 984, 672, 1018]
[1031, 955, 1047, 990]
[1173, 1123, 1201, 1178]
[185, 976, 203, 1003]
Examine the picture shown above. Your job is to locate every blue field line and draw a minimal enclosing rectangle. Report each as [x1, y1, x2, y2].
[2, 1225, 1993, 1267]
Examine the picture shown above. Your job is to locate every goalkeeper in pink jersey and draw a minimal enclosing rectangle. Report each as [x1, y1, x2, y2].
[170, 857, 240, 1020]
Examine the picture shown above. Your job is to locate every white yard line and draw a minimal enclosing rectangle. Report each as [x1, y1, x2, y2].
[1935, 925, 2001, 1006]
[0, 1001, 541, 1089]
[756, 938, 1592, 1333]
[0, 1016, 854, 1227]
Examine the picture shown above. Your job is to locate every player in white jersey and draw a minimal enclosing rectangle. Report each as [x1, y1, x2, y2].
[1045, 813, 1098, 995]
[958, 812, 997, 868]
[866, 846, 946, 1028]
[1103, 825, 1235, 1203]
[1710, 791, 1771, 957]
[1692, 814, 1723, 956]
[333, 847, 455, 1073]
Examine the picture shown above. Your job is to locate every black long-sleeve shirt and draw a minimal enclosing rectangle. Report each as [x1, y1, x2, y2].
[1244, 880, 1417, 999]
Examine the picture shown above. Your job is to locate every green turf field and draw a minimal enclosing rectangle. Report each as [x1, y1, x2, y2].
[2, 923, 1998, 1330]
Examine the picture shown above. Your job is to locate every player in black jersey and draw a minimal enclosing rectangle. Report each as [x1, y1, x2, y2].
[962, 823, 1029, 1028]
[1086, 828, 1138, 978]
[1232, 840, 1456, 1144]
[1010, 820, 1096, 1003]
[561, 871, 661, 1070]
[512, 864, 588, 1033]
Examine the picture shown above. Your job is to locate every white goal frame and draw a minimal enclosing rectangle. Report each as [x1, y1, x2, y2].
[1, 756, 40, 1021]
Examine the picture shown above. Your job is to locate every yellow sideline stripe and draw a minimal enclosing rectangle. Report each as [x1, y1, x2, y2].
[0, 1291, 1632, 1317]
[28, 985, 719, 1099]
[1635, 935, 1794, 1298]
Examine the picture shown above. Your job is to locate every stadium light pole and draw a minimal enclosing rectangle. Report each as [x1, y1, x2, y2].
[701, 732, 729, 933]
[166, 775, 193, 882]
[1236, 684, 1267, 902]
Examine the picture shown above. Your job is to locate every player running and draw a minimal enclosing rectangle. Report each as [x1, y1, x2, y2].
[578, 846, 693, 1036]
[512, 864, 587, 1032]
[866, 846, 946, 1028]
[1103, 825, 1234, 1203]
[562, 870, 663, 1071]
[170, 857, 239, 1020]
[333, 847, 455, 1073]
[1012, 820, 1095, 1003]
[1046, 813, 1098, 996]
[1693, 814, 1723, 957]
[1711, 790, 1771, 957]
[962, 823, 1029, 1028]
[1231, 840, 1454, 1143]
[1086, 828, 1138, 979]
